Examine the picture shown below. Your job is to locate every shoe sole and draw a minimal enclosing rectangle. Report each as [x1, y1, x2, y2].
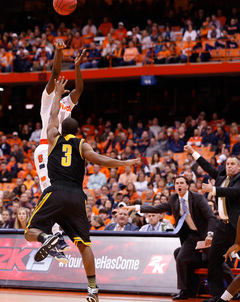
[86, 297, 98, 302]
[34, 236, 59, 262]
[58, 245, 71, 252]
[50, 255, 69, 265]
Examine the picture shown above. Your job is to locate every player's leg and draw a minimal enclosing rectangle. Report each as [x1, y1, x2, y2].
[34, 144, 69, 263]
[217, 275, 240, 302]
[78, 243, 99, 302]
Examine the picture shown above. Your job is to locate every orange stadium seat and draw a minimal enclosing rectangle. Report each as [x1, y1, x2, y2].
[2, 183, 15, 192]
[62, 48, 75, 62]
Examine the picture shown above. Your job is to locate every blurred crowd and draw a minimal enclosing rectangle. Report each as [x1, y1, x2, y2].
[0, 111, 239, 230]
[0, 6, 240, 72]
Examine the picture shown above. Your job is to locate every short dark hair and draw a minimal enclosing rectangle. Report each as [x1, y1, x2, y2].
[174, 175, 189, 186]
[99, 208, 108, 215]
[62, 117, 78, 136]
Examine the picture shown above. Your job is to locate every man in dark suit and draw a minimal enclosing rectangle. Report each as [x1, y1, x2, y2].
[104, 207, 139, 231]
[184, 145, 240, 302]
[125, 175, 217, 299]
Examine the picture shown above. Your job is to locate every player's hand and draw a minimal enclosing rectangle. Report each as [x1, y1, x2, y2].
[54, 40, 66, 50]
[204, 235, 213, 247]
[202, 179, 213, 193]
[54, 76, 70, 96]
[75, 49, 86, 66]
[124, 158, 141, 166]
[184, 145, 195, 154]
[122, 206, 135, 214]
[224, 243, 240, 262]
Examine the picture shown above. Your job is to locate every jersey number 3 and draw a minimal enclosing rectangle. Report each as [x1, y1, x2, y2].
[61, 144, 72, 167]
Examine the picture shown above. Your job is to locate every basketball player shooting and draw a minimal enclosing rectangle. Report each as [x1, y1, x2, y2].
[25, 77, 141, 302]
[34, 40, 86, 264]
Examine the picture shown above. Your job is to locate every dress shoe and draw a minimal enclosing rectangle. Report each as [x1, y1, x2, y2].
[203, 296, 221, 302]
[172, 290, 188, 300]
[232, 292, 240, 300]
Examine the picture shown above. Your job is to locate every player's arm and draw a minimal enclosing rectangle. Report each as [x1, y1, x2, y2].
[46, 41, 66, 95]
[47, 77, 70, 147]
[82, 142, 141, 168]
[70, 49, 86, 104]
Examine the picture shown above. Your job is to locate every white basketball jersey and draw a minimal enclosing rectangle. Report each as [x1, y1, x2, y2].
[40, 88, 76, 140]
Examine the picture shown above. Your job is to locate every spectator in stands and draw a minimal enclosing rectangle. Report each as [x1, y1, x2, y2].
[10, 143, 23, 163]
[33, 43, 52, 71]
[81, 117, 95, 137]
[104, 207, 139, 231]
[226, 18, 239, 35]
[0, 162, 12, 183]
[20, 192, 33, 210]
[17, 184, 27, 197]
[134, 171, 148, 197]
[125, 181, 140, 203]
[87, 164, 107, 189]
[99, 208, 111, 225]
[145, 138, 163, 157]
[157, 131, 168, 153]
[112, 40, 124, 67]
[12, 178, 23, 196]
[227, 35, 238, 49]
[6, 155, 18, 178]
[207, 24, 221, 40]
[91, 216, 105, 230]
[230, 123, 239, 145]
[187, 128, 202, 147]
[133, 120, 144, 142]
[209, 14, 222, 30]
[167, 132, 185, 153]
[141, 29, 152, 54]
[97, 17, 113, 36]
[23, 173, 34, 190]
[119, 40, 139, 66]
[80, 42, 101, 69]
[82, 19, 97, 37]
[183, 24, 197, 41]
[140, 212, 173, 231]
[0, 47, 13, 72]
[217, 9, 226, 27]
[217, 154, 227, 170]
[14, 207, 29, 229]
[145, 19, 153, 35]
[0, 209, 11, 228]
[113, 22, 127, 41]
[118, 166, 137, 188]
[102, 131, 120, 154]
[138, 131, 150, 154]
[215, 126, 230, 148]
[29, 122, 41, 143]
[149, 153, 164, 174]
[8, 198, 20, 228]
[154, 43, 170, 64]
[162, 24, 176, 42]
[149, 117, 161, 138]
[70, 31, 84, 50]
[166, 42, 181, 63]
[14, 45, 31, 72]
[99, 36, 116, 68]
[180, 36, 195, 63]
[0, 135, 11, 157]
[23, 163, 37, 180]
[232, 135, 240, 156]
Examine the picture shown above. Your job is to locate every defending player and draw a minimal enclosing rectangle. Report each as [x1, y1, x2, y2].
[25, 77, 141, 302]
[34, 41, 86, 263]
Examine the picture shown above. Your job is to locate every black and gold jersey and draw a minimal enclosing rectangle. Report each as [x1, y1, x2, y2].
[48, 134, 85, 188]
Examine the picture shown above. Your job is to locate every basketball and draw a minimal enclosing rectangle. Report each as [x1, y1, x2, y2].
[53, 0, 77, 16]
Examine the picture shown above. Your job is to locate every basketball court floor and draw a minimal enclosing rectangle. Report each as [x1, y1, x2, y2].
[0, 288, 204, 302]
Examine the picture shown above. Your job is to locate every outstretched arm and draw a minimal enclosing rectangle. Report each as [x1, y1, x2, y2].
[82, 142, 141, 168]
[70, 49, 86, 104]
[47, 77, 70, 148]
[46, 41, 66, 95]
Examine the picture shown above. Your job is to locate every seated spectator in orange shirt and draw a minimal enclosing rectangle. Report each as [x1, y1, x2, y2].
[119, 40, 139, 66]
[166, 43, 181, 64]
[209, 112, 221, 130]
[180, 37, 195, 63]
[45, 27, 54, 43]
[113, 22, 127, 41]
[102, 132, 120, 155]
[99, 208, 111, 225]
[154, 43, 170, 64]
[23, 163, 37, 179]
[230, 123, 239, 145]
[199, 22, 210, 40]
[52, 31, 67, 44]
[6, 155, 18, 177]
[0, 47, 13, 72]
[70, 31, 84, 50]
[118, 166, 137, 187]
[141, 188, 155, 205]
[112, 40, 125, 67]
[87, 195, 99, 216]
[187, 128, 202, 147]
[81, 117, 95, 137]
[23, 173, 35, 190]
[90, 215, 105, 231]
[97, 17, 113, 36]
[8, 132, 22, 147]
[124, 181, 140, 204]
[115, 122, 128, 138]
[31, 175, 41, 202]
[216, 9, 226, 27]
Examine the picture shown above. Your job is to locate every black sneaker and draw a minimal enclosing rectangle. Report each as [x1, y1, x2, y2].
[86, 286, 99, 302]
[49, 247, 69, 265]
[34, 235, 59, 262]
[55, 232, 70, 252]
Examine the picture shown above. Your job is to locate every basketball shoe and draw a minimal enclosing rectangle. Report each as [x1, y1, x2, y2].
[34, 234, 59, 262]
[55, 232, 70, 252]
[49, 247, 69, 264]
[86, 286, 99, 302]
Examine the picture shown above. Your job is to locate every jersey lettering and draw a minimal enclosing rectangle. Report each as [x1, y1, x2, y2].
[38, 154, 43, 163]
[61, 144, 72, 167]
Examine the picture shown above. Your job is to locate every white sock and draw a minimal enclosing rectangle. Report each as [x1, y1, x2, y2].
[221, 290, 233, 301]
[52, 223, 62, 235]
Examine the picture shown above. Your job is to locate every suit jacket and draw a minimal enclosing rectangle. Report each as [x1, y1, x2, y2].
[104, 222, 139, 231]
[140, 191, 217, 243]
[197, 156, 240, 229]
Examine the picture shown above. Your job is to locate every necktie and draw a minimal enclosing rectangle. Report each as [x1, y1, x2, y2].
[118, 225, 122, 231]
[221, 177, 230, 216]
[173, 198, 187, 234]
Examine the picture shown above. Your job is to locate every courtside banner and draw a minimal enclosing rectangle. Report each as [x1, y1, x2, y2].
[0, 232, 180, 294]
